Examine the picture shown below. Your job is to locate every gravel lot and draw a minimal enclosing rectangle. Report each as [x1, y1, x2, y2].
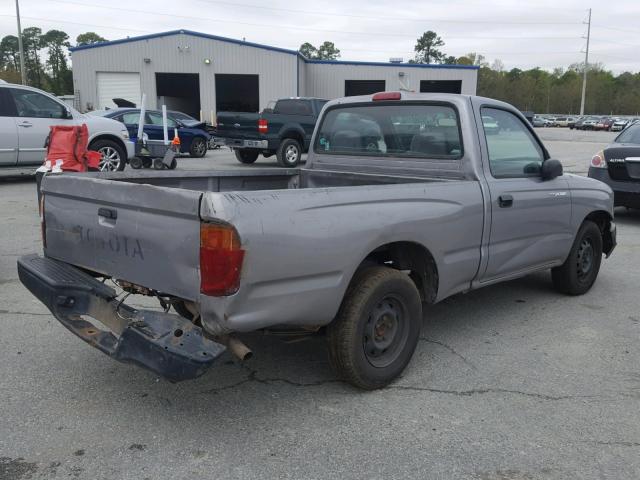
[1, 128, 639, 480]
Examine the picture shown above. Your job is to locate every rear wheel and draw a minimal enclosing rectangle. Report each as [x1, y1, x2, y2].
[327, 266, 422, 390]
[277, 138, 302, 167]
[552, 220, 603, 295]
[234, 149, 259, 164]
[189, 137, 207, 158]
[91, 139, 126, 172]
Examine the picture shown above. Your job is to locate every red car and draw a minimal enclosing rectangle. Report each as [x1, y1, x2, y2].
[594, 117, 614, 131]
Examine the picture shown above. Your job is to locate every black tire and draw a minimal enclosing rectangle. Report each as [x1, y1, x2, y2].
[90, 139, 126, 172]
[129, 156, 143, 169]
[234, 149, 259, 164]
[277, 138, 302, 167]
[552, 220, 603, 295]
[327, 266, 422, 390]
[168, 157, 177, 170]
[189, 137, 207, 158]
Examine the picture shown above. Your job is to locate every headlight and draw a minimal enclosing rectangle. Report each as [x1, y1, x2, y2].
[120, 129, 129, 140]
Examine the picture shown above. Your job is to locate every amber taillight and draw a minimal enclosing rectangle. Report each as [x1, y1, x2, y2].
[200, 223, 245, 296]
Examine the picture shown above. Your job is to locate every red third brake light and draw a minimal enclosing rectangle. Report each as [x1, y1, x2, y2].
[258, 118, 268, 134]
[200, 223, 245, 296]
[372, 91, 402, 101]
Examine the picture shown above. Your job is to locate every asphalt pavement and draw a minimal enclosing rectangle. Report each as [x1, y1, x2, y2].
[1, 128, 639, 480]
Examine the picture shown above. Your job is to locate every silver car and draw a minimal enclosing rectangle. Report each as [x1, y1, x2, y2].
[0, 81, 134, 171]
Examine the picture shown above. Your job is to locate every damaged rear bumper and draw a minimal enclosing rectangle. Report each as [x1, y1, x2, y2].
[17, 255, 225, 382]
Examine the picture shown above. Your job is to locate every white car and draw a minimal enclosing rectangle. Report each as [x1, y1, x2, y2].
[0, 81, 134, 171]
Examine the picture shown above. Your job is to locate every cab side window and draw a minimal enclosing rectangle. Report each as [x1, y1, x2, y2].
[10, 88, 67, 119]
[482, 107, 544, 178]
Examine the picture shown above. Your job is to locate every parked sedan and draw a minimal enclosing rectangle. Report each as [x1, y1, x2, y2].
[611, 118, 629, 132]
[589, 122, 640, 208]
[91, 108, 210, 158]
[595, 117, 614, 131]
[577, 118, 598, 130]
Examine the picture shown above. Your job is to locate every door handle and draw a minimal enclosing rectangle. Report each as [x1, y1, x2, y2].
[18, 121, 33, 127]
[498, 194, 513, 208]
[98, 207, 117, 220]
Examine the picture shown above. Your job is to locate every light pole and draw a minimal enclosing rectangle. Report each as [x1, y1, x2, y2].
[579, 8, 591, 116]
[15, 0, 27, 85]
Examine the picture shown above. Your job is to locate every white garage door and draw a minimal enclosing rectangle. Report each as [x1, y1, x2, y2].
[96, 72, 141, 109]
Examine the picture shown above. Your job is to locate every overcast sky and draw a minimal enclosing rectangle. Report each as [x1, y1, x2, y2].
[1, 0, 638, 73]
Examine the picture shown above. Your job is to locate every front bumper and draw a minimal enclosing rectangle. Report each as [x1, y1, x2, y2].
[588, 167, 640, 208]
[17, 255, 225, 382]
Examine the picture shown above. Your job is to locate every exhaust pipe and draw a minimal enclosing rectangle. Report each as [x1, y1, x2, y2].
[224, 336, 253, 361]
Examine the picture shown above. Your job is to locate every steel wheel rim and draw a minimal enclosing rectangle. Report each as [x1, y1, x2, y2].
[576, 238, 594, 279]
[194, 139, 206, 156]
[363, 295, 409, 368]
[285, 144, 298, 164]
[98, 146, 121, 171]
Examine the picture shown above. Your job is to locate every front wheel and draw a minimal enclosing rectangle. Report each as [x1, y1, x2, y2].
[234, 149, 259, 164]
[189, 137, 207, 158]
[327, 266, 422, 390]
[552, 220, 603, 295]
[90, 139, 126, 172]
[277, 138, 302, 167]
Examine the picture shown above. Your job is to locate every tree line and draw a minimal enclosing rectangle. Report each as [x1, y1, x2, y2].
[0, 29, 106, 95]
[1, 25, 637, 115]
[301, 31, 640, 115]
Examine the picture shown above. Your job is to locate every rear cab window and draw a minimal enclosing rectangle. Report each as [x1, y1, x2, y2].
[274, 99, 313, 116]
[314, 103, 463, 159]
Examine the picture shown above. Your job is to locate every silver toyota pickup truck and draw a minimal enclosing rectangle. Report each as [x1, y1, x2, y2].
[18, 92, 616, 390]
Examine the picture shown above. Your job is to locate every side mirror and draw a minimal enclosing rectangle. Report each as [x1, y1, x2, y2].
[541, 158, 563, 180]
[64, 107, 73, 120]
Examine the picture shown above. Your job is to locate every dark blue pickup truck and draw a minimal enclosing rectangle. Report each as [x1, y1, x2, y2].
[215, 97, 327, 167]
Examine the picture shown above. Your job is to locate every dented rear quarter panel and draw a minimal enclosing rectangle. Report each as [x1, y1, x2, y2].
[198, 180, 484, 333]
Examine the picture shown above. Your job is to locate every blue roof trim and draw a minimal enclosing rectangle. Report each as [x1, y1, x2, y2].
[68, 29, 479, 70]
[69, 29, 299, 55]
[304, 59, 480, 70]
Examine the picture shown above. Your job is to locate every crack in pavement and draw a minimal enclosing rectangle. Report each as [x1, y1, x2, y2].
[587, 440, 640, 448]
[387, 385, 596, 401]
[198, 364, 590, 402]
[200, 365, 340, 395]
[419, 336, 477, 370]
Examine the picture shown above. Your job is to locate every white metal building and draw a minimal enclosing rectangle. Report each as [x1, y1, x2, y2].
[70, 30, 478, 119]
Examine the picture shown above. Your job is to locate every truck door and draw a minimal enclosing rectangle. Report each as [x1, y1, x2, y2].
[477, 106, 573, 282]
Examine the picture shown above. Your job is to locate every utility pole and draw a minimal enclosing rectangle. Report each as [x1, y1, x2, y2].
[579, 8, 591, 116]
[15, 0, 26, 85]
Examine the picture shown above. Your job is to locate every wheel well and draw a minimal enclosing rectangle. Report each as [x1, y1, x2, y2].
[280, 130, 304, 146]
[89, 135, 127, 157]
[358, 241, 438, 303]
[584, 210, 615, 255]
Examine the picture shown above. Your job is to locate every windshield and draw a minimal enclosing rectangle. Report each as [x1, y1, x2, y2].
[615, 124, 640, 144]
